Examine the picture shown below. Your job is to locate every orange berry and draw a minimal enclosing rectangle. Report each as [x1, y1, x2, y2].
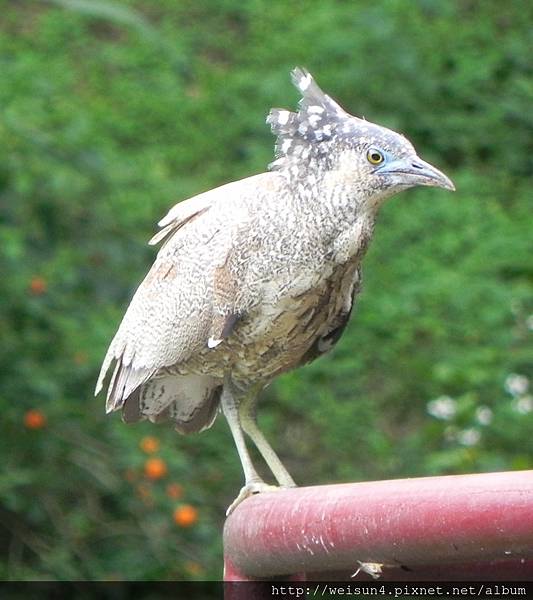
[124, 468, 137, 483]
[173, 504, 198, 527]
[166, 483, 184, 499]
[24, 409, 47, 430]
[136, 484, 154, 506]
[28, 276, 47, 296]
[144, 457, 167, 480]
[139, 436, 160, 454]
[73, 351, 88, 365]
[184, 561, 204, 576]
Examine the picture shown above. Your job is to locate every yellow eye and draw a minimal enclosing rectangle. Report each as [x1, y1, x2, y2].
[367, 148, 384, 165]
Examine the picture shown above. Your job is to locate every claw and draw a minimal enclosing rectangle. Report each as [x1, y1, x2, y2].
[226, 482, 279, 516]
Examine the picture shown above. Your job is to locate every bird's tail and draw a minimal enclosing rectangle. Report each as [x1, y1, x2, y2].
[122, 373, 222, 434]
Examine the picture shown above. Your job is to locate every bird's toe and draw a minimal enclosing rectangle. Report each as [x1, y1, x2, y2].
[226, 481, 279, 516]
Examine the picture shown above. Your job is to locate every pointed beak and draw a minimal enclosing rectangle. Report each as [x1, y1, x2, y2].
[377, 157, 455, 191]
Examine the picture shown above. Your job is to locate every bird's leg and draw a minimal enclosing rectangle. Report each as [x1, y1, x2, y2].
[239, 389, 297, 489]
[221, 383, 277, 515]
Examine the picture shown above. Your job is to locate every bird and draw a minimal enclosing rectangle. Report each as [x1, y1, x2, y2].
[96, 67, 454, 514]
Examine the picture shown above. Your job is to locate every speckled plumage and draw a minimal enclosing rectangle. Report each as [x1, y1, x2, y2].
[96, 68, 454, 511]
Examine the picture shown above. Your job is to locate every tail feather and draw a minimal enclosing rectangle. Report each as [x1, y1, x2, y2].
[121, 373, 221, 434]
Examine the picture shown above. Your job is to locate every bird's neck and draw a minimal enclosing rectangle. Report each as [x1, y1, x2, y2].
[279, 169, 379, 266]
[293, 168, 381, 225]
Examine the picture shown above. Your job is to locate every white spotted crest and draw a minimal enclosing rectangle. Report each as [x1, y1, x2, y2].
[267, 67, 363, 172]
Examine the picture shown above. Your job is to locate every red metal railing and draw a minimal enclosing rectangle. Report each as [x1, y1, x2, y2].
[224, 470, 533, 581]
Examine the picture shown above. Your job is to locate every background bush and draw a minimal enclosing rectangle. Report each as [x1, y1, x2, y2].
[0, 0, 532, 581]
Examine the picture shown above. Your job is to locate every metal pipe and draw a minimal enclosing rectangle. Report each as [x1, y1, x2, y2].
[223, 470, 533, 580]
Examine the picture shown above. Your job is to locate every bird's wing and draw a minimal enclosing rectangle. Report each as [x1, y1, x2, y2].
[95, 173, 273, 412]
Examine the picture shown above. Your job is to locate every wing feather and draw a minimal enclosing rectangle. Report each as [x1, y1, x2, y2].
[95, 173, 275, 410]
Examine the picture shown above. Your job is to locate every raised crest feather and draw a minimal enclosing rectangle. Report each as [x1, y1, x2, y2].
[267, 67, 360, 172]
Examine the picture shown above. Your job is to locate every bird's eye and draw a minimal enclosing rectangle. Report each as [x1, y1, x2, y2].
[367, 148, 384, 165]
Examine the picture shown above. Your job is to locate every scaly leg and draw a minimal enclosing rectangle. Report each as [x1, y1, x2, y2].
[221, 383, 277, 515]
[239, 390, 297, 489]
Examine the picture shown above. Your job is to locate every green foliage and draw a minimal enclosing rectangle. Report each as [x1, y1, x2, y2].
[0, 0, 532, 581]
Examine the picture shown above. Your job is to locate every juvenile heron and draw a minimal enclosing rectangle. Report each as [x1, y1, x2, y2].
[96, 68, 454, 513]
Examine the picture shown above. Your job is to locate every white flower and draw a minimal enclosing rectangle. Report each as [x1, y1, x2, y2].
[458, 428, 481, 446]
[475, 406, 493, 426]
[427, 396, 457, 420]
[504, 374, 529, 397]
[513, 396, 533, 415]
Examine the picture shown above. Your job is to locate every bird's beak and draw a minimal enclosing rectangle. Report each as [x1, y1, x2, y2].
[377, 157, 455, 191]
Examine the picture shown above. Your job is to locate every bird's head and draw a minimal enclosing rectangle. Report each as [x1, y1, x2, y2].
[267, 68, 454, 207]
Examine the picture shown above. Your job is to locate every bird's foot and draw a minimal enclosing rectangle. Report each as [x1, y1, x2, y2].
[226, 481, 279, 516]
